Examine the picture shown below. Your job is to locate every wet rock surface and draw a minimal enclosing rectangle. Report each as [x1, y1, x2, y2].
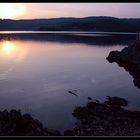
[0, 109, 61, 136]
[64, 96, 140, 136]
[106, 37, 140, 88]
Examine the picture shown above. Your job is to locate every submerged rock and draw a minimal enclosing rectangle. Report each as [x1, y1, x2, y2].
[68, 91, 78, 96]
[87, 97, 92, 100]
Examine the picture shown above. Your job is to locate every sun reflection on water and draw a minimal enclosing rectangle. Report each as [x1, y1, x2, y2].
[0, 40, 27, 61]
[1, 41, 16, 54]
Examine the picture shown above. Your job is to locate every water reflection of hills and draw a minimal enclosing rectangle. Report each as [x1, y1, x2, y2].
[0, 33, 136, 46]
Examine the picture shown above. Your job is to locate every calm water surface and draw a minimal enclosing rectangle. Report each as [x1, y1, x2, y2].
[0, 32, 139, 132]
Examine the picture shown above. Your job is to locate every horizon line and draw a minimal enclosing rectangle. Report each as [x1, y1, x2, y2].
[0, 16, 140, 20]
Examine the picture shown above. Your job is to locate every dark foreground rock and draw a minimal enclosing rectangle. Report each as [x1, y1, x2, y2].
[0, 109, 61, 136]
[106, 37, 140, 65]
[106, 34, 140, 88]
[2, 96, 140, 136]
[64, 96, 140, 136]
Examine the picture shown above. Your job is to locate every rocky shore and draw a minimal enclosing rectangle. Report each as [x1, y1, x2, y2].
[0, 109, 60, 136]
[106, 34, 140, 65]
[1, 34, 140, 136]
[1, 96, 140, 136]
[64, 96, 140, 136]
[106, 33, 140, 88]
[62, 34, 140, 136]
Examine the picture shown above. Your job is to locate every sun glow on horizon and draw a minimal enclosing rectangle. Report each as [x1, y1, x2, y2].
[0, 3, 25, 19]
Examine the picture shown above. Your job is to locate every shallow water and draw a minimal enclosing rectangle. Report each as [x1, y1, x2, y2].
[0, 32, 139, 131]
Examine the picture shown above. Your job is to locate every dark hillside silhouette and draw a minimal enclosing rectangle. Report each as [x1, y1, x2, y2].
[0, 16, 140, 32]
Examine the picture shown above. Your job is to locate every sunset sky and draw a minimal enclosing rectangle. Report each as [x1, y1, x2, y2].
[0, 3, 140, 19]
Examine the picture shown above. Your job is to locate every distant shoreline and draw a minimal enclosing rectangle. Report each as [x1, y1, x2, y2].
[0, 16, 140, 32]
[0, 31, 136, 46]
[0, 31, 137, 35]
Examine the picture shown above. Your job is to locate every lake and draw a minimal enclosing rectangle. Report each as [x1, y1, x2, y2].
[0, 32, 139, 132]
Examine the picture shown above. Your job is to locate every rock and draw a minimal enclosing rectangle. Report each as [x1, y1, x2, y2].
[64, 129, 75, 136]
[68, 91, 78, 96]
[104, 96, 128, 107]
[47, 129, 61, 136]
[88, 97, 92, 100]
[35, 128, 42, 135]
[2, 110, 9, 121]
[72, 107, 86, 119]
[87, 102, 96, 108]
[22, 114, 33, 124]
[106, 36, 140, 89]
[73, 90, 78, 92]
[25, 130, 35, 136]
[0, 111, 3, 120]
[66, 96, 140, 136]
[106, 50, 121, 63]
[106, 38, 140, 64]
[9, 110, 22, 122]
[95, 100, 100, 103]
[0, 110, 61, 136]
[1, 95, 140, 136]
[34, 119, 43, 129]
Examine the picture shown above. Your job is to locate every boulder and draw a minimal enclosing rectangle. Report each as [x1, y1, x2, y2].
[106, 34, 140, 88]
[107, 40, 140, 64]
